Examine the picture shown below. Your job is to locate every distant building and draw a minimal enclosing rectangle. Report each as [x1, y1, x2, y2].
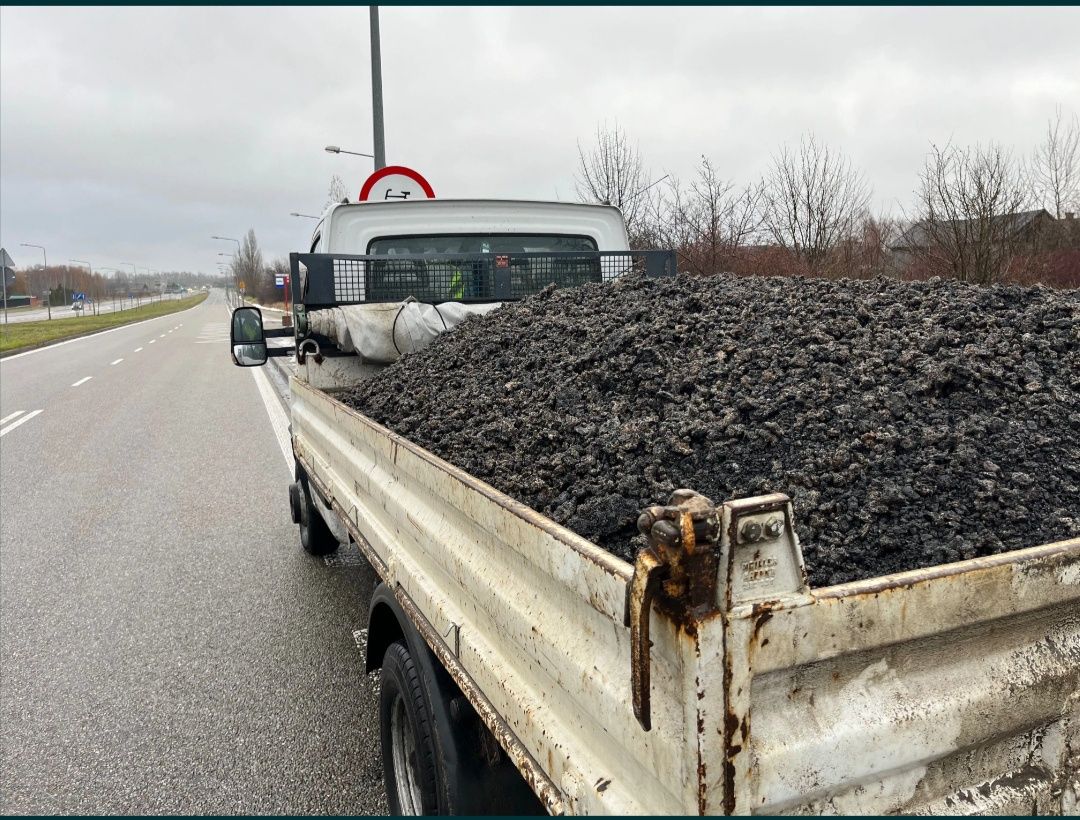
[890, 208, 1056, 259]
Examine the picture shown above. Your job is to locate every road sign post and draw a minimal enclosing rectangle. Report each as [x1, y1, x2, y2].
[0, 247, 15, 324]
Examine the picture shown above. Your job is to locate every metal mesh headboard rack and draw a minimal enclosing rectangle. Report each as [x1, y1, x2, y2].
[289, 250, 676, 310]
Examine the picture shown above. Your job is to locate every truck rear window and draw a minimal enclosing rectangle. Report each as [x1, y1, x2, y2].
[367, 234, 598, 255]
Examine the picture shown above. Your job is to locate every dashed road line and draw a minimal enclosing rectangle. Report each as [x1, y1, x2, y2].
[134, 347, 143, 352]
[0, 411, 24, 425]
[0, 409, 43, 437]
[72, 376, 93, 387]
[149, 339, 156, 344]
[159, 333, 166, 338]
[110, 358, 123, 366]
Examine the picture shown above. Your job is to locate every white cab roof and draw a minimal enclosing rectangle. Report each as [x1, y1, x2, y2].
[316, 199, 630, 253]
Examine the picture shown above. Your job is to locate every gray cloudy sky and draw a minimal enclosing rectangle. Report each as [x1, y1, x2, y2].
[2, 6, 1078, 273]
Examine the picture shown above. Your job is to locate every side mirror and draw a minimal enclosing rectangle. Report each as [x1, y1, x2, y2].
[231, 306, 268, 367]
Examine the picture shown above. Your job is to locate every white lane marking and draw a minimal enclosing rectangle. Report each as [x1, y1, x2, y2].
[134, 347, 143, 352]
[72, 376, 93, 387]
[110, 358, 123, 366]
[0, 409, 43, 437]
[0, 299, 208, 363]
[149, 339, 156, 344]
[251, 366, 292, 473]
[159, 334, 166, 338]
[0, 411, 25, 425]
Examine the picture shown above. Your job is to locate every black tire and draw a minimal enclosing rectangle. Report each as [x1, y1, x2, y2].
[298, 477, 338, 556]
[380, 641, 441, 815]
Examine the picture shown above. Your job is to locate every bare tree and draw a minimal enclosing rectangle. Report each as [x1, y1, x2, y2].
[645, 156, 762, 275]
[828, 213, 902, 279]
[575, 122, 649, 241]
[231, 228, 265, 296]
[1030, 106, 1080, 219]
[761, 134, 871, 274]
[324, 174, 349, 210]
[911, 142, 1032, 284]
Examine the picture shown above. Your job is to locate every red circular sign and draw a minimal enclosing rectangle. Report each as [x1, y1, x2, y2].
[359, 166, 436, 202]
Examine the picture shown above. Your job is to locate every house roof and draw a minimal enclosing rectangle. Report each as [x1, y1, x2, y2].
[891, 208, 1054, 250]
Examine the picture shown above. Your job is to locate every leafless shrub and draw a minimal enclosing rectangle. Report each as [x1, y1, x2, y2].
[908, 142, 1033, 284]
[643, 156, 762, 275]
[760, 134, 871, 274]
[575, 122, 649, 242]
[1031, 106, 1080, 219]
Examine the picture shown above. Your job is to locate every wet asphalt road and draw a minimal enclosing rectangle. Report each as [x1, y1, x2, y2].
[0, 291, 387, 813]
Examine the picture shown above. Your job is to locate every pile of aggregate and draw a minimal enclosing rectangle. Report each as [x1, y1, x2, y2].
[340, 274, 1080, 587]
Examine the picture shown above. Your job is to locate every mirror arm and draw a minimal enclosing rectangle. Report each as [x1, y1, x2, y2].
[264, 327, 295, 338]
[266, 347, 293, 358]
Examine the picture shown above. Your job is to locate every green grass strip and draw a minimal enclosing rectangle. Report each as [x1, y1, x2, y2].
[0, 293, 209, 356]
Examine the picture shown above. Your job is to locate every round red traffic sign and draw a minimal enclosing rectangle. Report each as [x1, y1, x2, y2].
[359, 166, 435, 202]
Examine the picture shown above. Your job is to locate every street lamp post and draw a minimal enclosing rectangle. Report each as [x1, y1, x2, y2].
[19, 243, 47, 319]
[120, 262, 138, 307]
[212, 237, 242, 305]
[218, 253, 240, 305]
[212, 235, 241, 254]
[98, 267, 119, 311]
[370, 6, 386, 170]
[324, 145, 375, 160]
[290, 212, 320, 219]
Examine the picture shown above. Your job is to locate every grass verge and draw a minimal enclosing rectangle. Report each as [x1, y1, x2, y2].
[0, 293, 208, 356]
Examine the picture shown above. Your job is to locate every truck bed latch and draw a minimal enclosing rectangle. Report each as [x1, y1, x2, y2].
[628, 490, 720, 731]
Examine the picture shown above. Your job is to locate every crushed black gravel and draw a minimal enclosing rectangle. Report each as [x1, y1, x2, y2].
[340, 274, 1080, 587]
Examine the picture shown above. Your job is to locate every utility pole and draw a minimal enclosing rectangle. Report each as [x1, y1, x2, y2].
[20, 243, 47, 317]
[370, 6, 386, 170]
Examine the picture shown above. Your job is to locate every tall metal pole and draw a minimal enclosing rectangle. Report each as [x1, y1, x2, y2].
[20, 243, 47, 317]
[370, 6, 386, 170]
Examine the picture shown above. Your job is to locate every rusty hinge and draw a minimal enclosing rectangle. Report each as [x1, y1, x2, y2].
[626, 490, 809, 733]
[627, 489, 721, 731]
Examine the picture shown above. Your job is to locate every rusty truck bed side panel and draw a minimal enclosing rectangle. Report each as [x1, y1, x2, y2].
[290, 377, 699, 814]
[291, 376, 1080, 815]
[736, 541, 1080, 814]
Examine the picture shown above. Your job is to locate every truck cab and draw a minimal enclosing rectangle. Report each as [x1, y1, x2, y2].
[307, 198, 631, 256]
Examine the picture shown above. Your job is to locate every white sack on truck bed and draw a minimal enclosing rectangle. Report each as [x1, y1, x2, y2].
[308, 300, 502, 364]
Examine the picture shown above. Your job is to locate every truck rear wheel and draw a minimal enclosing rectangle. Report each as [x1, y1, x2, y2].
[379, 640, 440, 815]
[296, 477, 338, 556]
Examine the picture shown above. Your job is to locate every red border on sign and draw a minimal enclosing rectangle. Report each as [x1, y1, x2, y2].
[358, 165, 436, 201]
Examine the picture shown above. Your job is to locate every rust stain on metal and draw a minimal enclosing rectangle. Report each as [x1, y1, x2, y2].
[630, 491, 724, 732]
[629, 548, 663, 731]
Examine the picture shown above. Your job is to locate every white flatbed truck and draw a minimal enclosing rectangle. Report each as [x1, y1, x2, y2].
[232, 199, 1080, 815]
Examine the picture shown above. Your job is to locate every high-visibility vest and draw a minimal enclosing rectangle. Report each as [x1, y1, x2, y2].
[449, 266, 465, 300]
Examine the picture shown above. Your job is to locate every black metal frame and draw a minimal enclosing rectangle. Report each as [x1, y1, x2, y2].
[289, 249, 676, 311]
